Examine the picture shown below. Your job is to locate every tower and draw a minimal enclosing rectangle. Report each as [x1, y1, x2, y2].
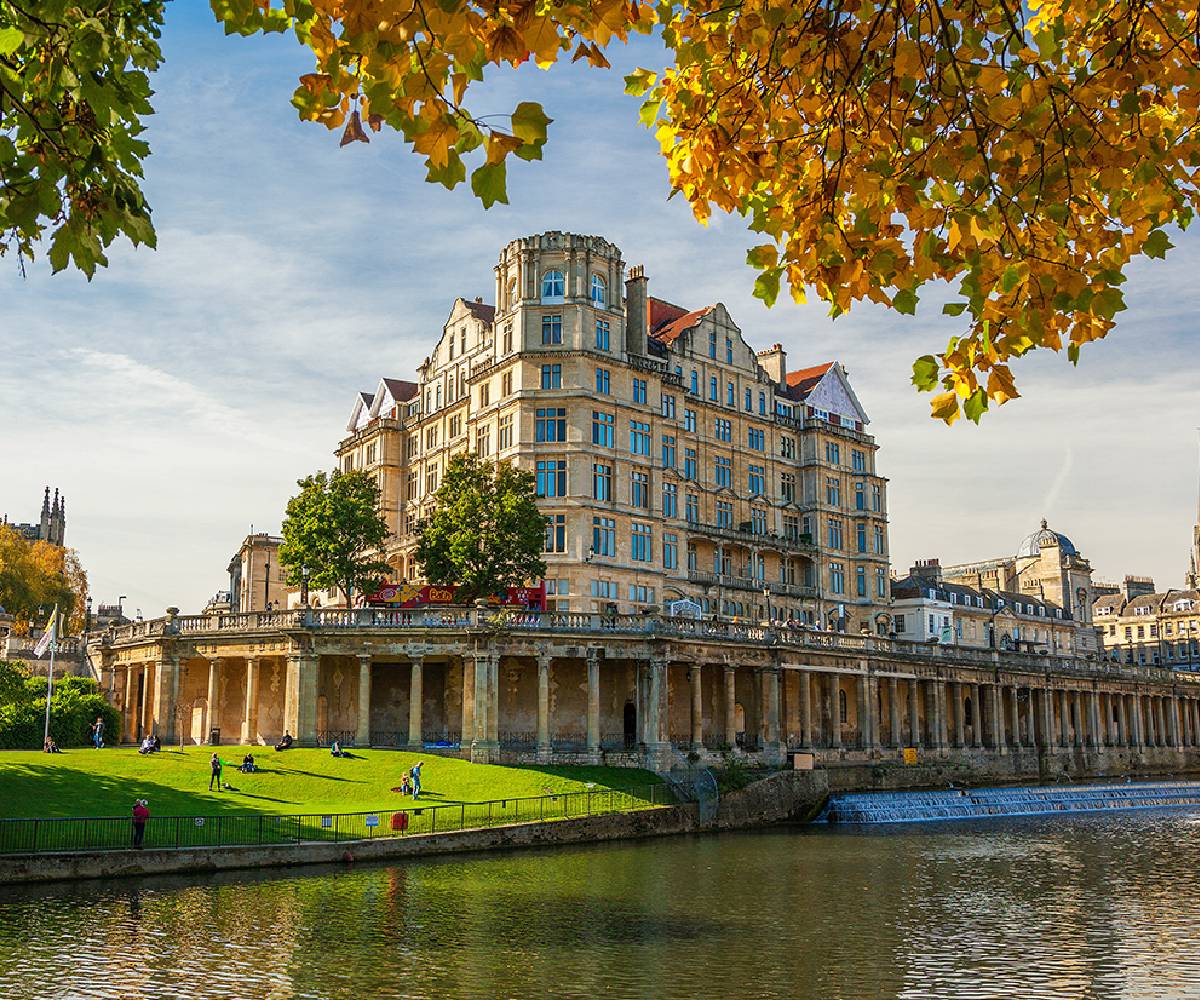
[38, 486, 51, 540]
[1188, 434, 1200, 590]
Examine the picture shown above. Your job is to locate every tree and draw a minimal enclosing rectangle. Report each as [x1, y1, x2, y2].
[0, 525, 88, 634]
[0, 1, 163, 275]
[213, 0, 1200, 423]
[279, 470, 392, 607]
[414, 454, 546, 600]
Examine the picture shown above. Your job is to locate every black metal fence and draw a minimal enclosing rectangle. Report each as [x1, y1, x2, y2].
[0, 784, 670, 856]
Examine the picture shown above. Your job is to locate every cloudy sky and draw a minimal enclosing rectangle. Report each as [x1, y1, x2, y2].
[2, 8, 1197, 616]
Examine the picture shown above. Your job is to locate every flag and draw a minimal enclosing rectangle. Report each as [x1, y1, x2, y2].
[33, 606, 58, 657]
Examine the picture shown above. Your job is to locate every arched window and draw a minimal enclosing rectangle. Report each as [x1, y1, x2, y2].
[507, 278, 517, 309]
[838, 688, 847, 724]
[541, 269, 565, 301]
[591, 274, 607, 307]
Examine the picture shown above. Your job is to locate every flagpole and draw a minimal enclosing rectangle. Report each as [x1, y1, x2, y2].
[42, 608, 58, 746]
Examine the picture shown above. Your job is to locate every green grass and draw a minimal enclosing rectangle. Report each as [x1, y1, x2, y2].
[0, 747, 662, 820]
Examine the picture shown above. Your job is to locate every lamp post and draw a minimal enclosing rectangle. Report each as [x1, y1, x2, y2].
[85, 596, 93, 633]
[300, 564, 310, 607]
[264, 558, 271, 610]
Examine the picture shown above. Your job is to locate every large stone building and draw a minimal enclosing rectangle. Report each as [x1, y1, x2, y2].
[940, 520, 1098, 652]
[227, 533, 287, 613]
[1, 486, 66, 546]
[336, 232, 891, 632]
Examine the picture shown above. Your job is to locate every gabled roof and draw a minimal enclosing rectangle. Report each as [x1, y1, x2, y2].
[785, 363, 835, 401]
[381, 378, 418, 403]
[463, 300, 495, 324]
[648, 297, 714, 345]
[346, 391, 376, 432]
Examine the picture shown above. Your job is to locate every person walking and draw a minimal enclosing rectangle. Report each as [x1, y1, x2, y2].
[209, 752, 223, 791]
[92, 717, 105, 749]
[131, 799, 149, 848]
[411, 760, 423, 800]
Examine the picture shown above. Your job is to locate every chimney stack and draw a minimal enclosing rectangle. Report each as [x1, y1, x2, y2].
[757, 343, 787, 384]
[910, 558, 943, 583]
[624, 264, 649, 357]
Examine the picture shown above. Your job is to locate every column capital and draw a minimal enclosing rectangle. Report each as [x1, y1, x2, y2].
[356, 652, 372, 665]
[541, 651, 557, 669]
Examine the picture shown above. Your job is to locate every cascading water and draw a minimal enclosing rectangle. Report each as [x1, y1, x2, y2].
[816, 782, 1200, 824]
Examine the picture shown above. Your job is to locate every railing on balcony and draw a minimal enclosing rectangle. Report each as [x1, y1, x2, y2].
[686, 522, 815, 553]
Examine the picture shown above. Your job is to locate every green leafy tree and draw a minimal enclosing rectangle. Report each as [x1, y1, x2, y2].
[279, 470, 392, 607]
[414, 455, 546, 600]
[0, 1, 163, 275]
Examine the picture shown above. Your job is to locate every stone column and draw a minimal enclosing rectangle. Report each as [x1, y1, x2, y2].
[762, 667, 785, 764]
[141, 663, 155, 740]
[354, 654, 370, 747]
[1058, 689, 1071, 747]
[537, 654, 552, 759]
[1145, 695, 1157, 748]
[242, 656, 261, 745]
[1089, 691, 1101, 749]
[689, 662, 704, 750]
[1131, 693, 1144, 748]
[123, 664, 136, 743]
[470, 652, 499, 762]
[952, 682, 965, 748]
[1025, 688, 1036, 750]
[888, 677, 901, 749]
[407, 657, 424, 751]
[987, 685, 1002, 751]
[152, 656, 178, 744]
[1038, 687, 1053, 749]
[830, 674, 843, 749]
[908, 679, 921, 748]
[284, 652, 318, 745]
[639, 655, 671, 771]
[1119, 693, 1131, 747]
[856, 674, 870, 750]
[724, 665, 738, 747]
[936, 680, 950, 751]
[1010, 686, 1021, 748]
[206, 658, 221, 743]
[1169, 696, 1182, 750]
[800, 671, 813, 748]
[460, 656, 475, 746]
[586, 651, 601, 762]
[1072, 690, 1084, 748]
[971, 683, 983, 748]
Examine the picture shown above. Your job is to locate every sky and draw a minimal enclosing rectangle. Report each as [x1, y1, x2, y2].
[1, 8, 1198, 617]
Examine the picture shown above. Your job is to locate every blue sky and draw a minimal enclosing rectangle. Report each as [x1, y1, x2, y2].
[1, 8, 1197, 616]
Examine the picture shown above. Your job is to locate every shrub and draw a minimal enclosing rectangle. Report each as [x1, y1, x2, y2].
[0, 668, 119, 749]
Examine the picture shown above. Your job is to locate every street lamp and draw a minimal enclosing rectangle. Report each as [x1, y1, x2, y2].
[301, 564, 310, 607]
[85, 596, 93, 633]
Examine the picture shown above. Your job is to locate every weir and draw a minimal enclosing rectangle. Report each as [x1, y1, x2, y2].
[817, 782, 1200, 824]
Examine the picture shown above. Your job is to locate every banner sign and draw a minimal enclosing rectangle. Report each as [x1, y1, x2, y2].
[365, 582, 546, 611]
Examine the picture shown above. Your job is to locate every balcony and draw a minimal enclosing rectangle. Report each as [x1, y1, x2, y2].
[686, 522, 815, 554]
[686, 570, 816, 599]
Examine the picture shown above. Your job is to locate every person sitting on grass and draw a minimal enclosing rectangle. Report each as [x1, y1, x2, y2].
[138, 735, 155, 754]
[151, 735, 161, 752]
[43, 736, 60, 754]
[239, 753, 257, 773]
[274, 731, 293, 752]
[330, 739, 349, 758]
[400, 770, 412, 796]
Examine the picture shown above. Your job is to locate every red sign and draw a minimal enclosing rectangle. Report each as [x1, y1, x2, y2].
[365, 582, 545, 610]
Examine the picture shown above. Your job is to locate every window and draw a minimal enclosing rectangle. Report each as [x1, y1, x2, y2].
[591, 273, 606, 307]
[435, 384, 442, 409]
[783, 515, 800, 541]
[592, 579, 617, 599]
[592, 516, 615, 557]
[631, 523, 652, 561]
[839, 689, 848, 723]
[855, 482, 866, 511]
[781, 473, 796, 504]
[592, 411, 615, 447]
[535, 407, 566, 442]
[503, 325, 513, 354]
[544, 578, 569, 612]
[541, 364, 561, 389]
[662, 482, 678, 518]
[475, 425, 491, 456]
[744, 387, 752, 411]
[449, 335, 455, 361]
[828, 519, 843, 549]
[872, 484, 883, 512]
[498, 413, 513, 451]
[460, 329, 466, 356]
[545, 514, 566, 553]
[686, 493, 700, 524]
[661, 394, 676, 419]
[541, 270, 564, 301]
[726, 337, 734, 363]
[826, 442, 841, 465]
[873, 525, 886, 554]
[366, 442, 377, 465]
[715, 418, 732, 442]
[690, 370, 699, 394]
[831, 562, 845, 594]
[541, 314, 562, 345]
[629, 584, 655, 604]
[406, 470, 418, 501]
[595, 319, 610, 351]
[856, 566, 867, 597]
[633, 378, 648, 404]
[479, 382, 490, 408]
[663, 532, 678, 569]
[714, 456, 732, 488]
[747, 427, 765, 450]
[759, 391, 766, 415]
[684, 447, 697, 480]
[781, 436, 796, 459]
[856, 523, 867, 553]
[751, 509, 767, 535]
[709, 331, 717, 359]
[501, 371, 513, 396]
[726, 382, 735, 406]
[748, 465, 765, 496]
[536, 460, 566, 497]
[662, 435, 677, 468]
[895, 614, 905, 633]
[826, 477, 841, 506]
[709, 376, 718, 401]
[631, 471, 650, 508]
[684, 408, 697, 432]
[425, 426, 438, 449]
[852, 450, 866, 472]
[630, 420, 651, 455]
[426, 466, 439, 494]
[595, 367, 611, 394]
[716, 500, 733, 528]
[592, 463, 612, 501]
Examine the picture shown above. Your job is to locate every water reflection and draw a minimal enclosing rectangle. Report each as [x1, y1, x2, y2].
[4, 813, 1200, 999]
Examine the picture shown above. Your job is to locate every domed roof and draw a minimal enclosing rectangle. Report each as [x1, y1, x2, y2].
[1017, 519, 1077, 559]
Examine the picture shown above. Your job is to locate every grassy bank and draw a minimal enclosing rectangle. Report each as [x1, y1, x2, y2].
[0, 747, 661, 819]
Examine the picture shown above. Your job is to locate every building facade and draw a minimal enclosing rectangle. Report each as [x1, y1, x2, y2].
[940, 520, 1098, 652]
[336, 232, 891, 632]
[227, 533, 287, 613]
[1, 486, 66, 546]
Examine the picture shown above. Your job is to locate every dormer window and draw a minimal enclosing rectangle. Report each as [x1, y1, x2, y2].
[590, 274, 607, 307]
[542, 270, 565, 302]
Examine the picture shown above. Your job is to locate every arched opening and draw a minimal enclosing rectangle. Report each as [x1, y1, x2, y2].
[735, 702, 746, 746]
[541, 269, 564, 301]
[591, 273, 607, 307]
[964, 697, 973, 727]
[623, 700, 637, 748]
[838, 689, 848, 725]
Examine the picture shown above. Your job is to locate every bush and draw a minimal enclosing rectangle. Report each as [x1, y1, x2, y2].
[0, 669, 120, 749]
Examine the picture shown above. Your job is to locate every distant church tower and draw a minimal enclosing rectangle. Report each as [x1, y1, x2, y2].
[1188, 442, 1200, 590]
[34, 487, 66, 546]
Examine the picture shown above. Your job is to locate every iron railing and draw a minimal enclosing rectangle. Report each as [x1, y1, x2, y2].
[0, 784, 670, 856]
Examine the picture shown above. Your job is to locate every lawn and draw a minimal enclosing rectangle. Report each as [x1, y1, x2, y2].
[0, 747, 663, 820]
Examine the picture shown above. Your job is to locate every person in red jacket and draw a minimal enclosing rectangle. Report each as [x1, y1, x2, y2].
[131, 799, 149, 849]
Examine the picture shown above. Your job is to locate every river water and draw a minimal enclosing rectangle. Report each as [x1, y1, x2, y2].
[3, 812, 1200, 999]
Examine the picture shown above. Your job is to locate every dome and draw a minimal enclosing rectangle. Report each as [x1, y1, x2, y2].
[1017, 519, 1077, 559]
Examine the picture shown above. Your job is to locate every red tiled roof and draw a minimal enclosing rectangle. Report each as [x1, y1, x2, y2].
[785, 362, 834, 400]
[649, 297, 688, 333]
[648, 296, 714, 344]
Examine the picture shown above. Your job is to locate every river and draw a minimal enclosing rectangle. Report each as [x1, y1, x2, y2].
[2, 812, 1200, 999]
